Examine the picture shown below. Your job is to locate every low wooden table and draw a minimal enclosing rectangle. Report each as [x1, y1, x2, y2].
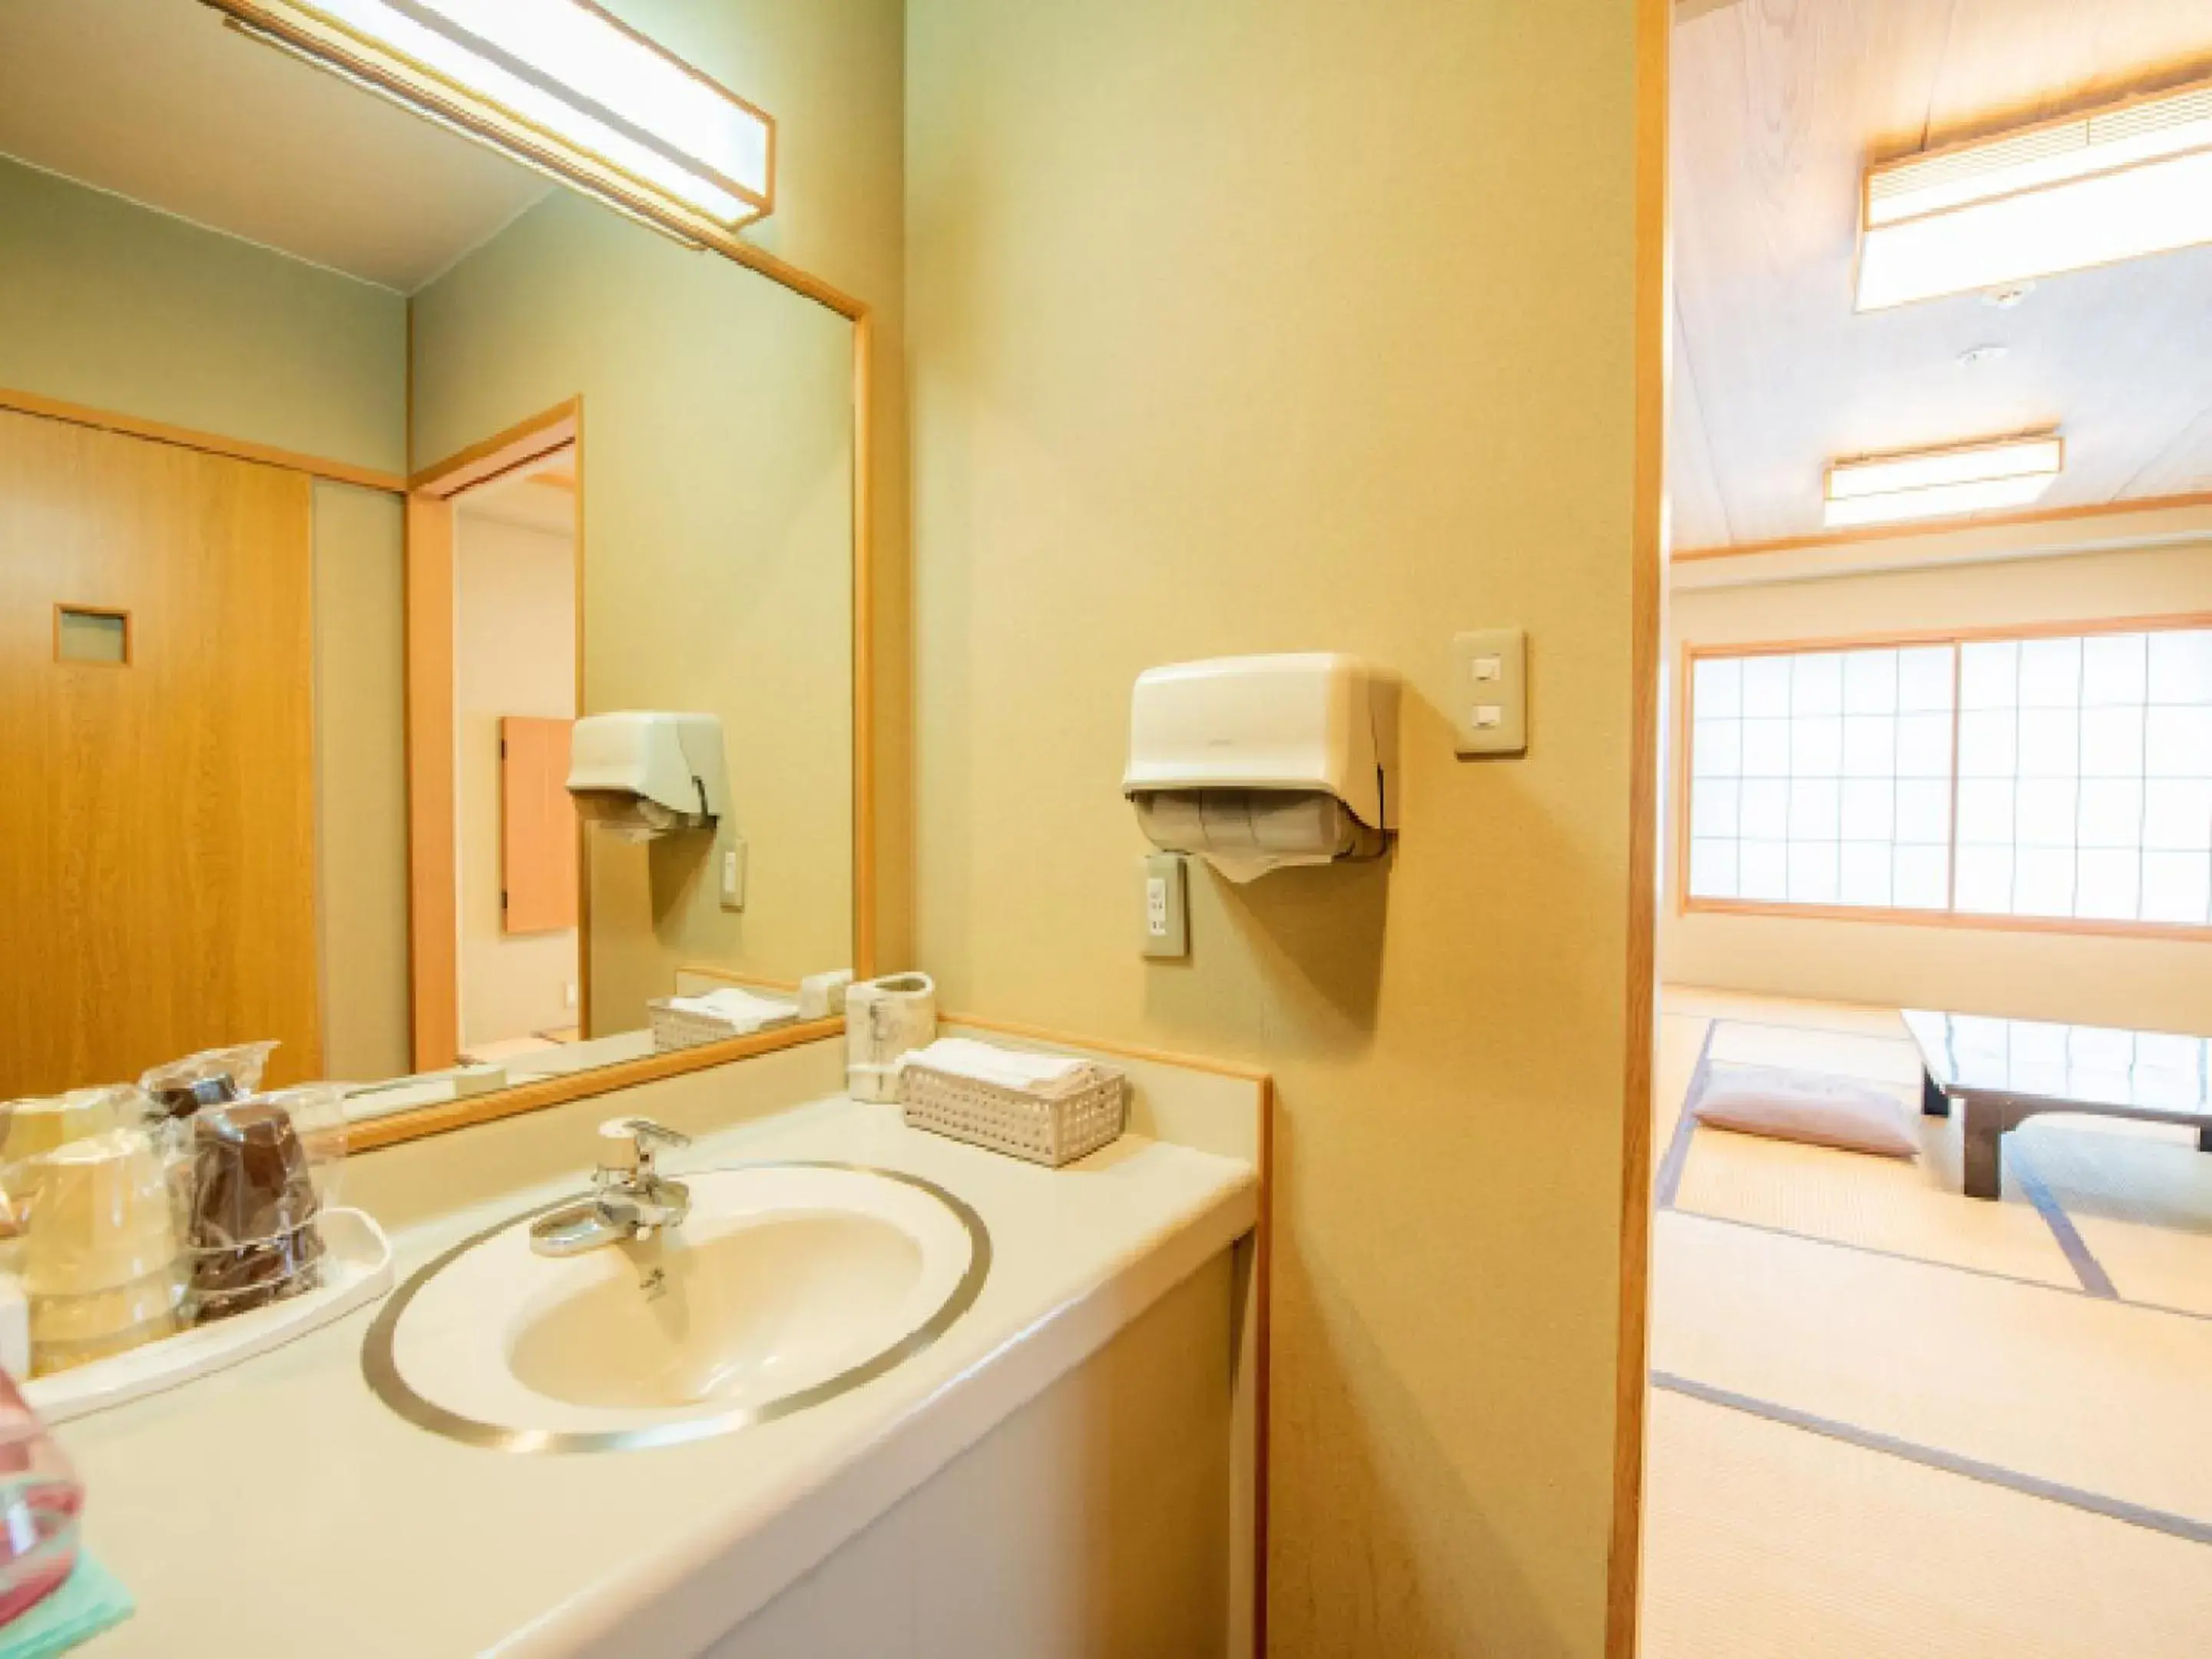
[1903, 1010, 2212, 1200]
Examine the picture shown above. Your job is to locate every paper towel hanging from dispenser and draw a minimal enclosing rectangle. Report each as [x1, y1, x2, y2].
[1122, 653, 1399, 882]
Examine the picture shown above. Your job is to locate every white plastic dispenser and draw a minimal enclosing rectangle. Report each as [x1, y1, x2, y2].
[566, 712, 730, 843]
[1122, 653, 1399, 882]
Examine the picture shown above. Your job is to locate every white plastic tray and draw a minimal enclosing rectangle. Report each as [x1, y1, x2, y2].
[24, 1207, 395, 1424]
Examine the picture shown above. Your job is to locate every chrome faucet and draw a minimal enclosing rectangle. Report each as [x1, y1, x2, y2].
[528, 1117, 693, 1258]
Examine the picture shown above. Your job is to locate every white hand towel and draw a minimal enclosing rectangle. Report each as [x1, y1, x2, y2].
[901, 1037, 1094, 1095]
[666, 987, 797, 1030]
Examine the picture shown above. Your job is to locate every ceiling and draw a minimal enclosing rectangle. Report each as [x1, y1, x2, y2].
[0, 0, 552, 293]
[1669, 0, 2212, 553]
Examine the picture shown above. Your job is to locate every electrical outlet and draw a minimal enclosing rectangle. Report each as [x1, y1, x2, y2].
[564, 981, 579, 1011]
[1142, 853, 1189, 959]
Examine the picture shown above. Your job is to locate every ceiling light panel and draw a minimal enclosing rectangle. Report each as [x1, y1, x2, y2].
[1823, 437, 2063, 528]
[207, 0, 773, 237]
[1858, 80, 2212, 310]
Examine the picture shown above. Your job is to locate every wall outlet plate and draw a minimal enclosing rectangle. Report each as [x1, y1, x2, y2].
[1452, 628, 1528, 757]
[1142, 852, 1189, 959]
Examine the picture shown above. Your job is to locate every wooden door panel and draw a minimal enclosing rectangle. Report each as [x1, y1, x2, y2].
[500, 715, 578, 935]
[0, 409, 320, 1097]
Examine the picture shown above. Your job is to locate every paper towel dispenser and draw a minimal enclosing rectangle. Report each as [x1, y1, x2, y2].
[567, 711, 730, 842]
[1122, 653, 1399, 882]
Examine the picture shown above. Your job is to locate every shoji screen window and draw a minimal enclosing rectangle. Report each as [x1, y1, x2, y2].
[1684, 623, 2212, 932]
[1687, 644, 1955, 909]
[1955, 630, 2212, 926]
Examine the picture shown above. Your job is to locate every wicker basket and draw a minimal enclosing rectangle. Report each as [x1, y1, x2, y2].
[647, 999, 796, 1053]
[899, 1061, 1128, 1167]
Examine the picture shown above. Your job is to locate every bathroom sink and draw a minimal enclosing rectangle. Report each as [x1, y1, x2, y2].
[363, 1164, 989, 1452]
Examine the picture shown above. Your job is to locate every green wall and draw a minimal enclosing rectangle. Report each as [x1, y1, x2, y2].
[0, 154, 405, 473]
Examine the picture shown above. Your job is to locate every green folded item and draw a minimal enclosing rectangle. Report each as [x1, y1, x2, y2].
[0, 1555, 134, 1659]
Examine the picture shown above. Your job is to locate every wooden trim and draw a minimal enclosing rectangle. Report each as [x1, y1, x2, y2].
[1671, 637, 1696, 919]
[406, 402, 584, 1068]
[409, 399, 579, 496]
[1252, 1073, 1273, 1659]
[1609, 0, 1670, 1652]
[1674, 489, 2212, 563]
[343, 1018, 839, 1152]
[571, 411, 591, 1039]
[403, 492, 460, 1072]
[1681, 611, 2212, 659]
[51, 604, 131, 667]
[1682, 895, 2212, 942]
[0, 384, 404, 494]
[852, 311, 878, 979]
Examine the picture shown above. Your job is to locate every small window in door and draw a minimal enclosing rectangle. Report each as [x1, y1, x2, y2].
[55, 606, 130, 665]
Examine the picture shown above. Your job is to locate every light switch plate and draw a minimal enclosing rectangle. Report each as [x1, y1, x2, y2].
[719, 835, 747, 911]
[1452, 628, 1528, 757]
[1142, 853, 1189, 959]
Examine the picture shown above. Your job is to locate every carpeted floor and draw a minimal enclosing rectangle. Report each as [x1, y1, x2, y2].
[1644, 988, 2212, 1657]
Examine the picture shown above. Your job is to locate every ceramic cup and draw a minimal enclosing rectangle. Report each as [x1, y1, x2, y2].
[22, 1128, 181, 1299]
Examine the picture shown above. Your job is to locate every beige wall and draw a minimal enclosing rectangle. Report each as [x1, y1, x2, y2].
[411, 190, 856, 1031]
[455, 507, 578, 1048]
[1665, 538, 2212, 1031]
[0, 154, 406, 475]
[312, 482, 412, 1081]
[907, 2, 1653, 1653]
[2, 155, 413, 1079]
[605, 0, 914, 975]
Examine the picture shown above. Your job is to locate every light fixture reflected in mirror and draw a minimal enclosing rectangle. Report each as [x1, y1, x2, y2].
[199, 0, 773, 243]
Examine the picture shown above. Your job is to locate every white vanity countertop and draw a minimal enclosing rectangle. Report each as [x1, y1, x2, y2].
[59, 1095, 1257, 1658]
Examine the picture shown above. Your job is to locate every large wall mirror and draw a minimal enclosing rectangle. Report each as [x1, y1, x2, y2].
[0, 0, 869, 1139]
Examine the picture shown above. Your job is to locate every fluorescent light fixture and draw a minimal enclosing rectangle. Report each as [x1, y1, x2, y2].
[204, 0, 773, 238]
[1823, 436, 2063, 528]
[1857, 78, 2212, 309]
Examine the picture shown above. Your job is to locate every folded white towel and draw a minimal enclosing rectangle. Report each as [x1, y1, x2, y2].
[664, 987, 798, 1030]
[900, 1037, 1095, 1095]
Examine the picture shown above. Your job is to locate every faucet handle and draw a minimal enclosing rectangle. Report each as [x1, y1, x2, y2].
[595, 1116, 691, 1176]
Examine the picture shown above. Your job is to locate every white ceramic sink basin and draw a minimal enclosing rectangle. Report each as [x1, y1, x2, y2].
[363, 1164, 989, 1452]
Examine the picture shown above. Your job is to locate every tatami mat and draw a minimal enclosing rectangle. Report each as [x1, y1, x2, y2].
[1652, 1210, 2212, 1526]
[1659, 985, 1914, 1040]
[1669, 1054, 2080, 1286]
[1642, 1386, 2212, 1659]
[2017, 1118, 2212, 1316]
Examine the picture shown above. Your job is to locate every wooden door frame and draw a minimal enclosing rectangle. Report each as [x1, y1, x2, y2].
[1610, 0, 1671, 1654]
[405, 402, 582, 1072]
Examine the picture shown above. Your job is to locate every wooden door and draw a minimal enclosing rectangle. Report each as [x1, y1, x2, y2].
[0, 409, 320, 1097]
[500, 715, 578, 934]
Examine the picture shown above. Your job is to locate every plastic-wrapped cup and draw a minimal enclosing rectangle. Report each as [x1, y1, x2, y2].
[187, 1101, 324, 1322]
[28, 1306, 183, 1378]
[2, 1088, 129, 1168]
[22, 1129, 181, 1298]
[29, 1263, 186, 1346]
